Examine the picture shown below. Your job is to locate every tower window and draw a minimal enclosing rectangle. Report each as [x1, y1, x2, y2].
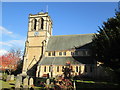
[34, 19, 37, 30]
[41, 18, 44, 29]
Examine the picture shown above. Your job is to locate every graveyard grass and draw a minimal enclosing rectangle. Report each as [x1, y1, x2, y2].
[0, 80, 44, 89]
[1, 79, 120, 89]
[0, 80, 15, 88]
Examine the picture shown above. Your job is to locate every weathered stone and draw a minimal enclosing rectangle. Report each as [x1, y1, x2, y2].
[15, 79, 21, 88]
[23, 77, 29, 88]
[6, 75, 11, 81]
[16, 75, 22, 85]
[46, 78, 50, 85]
[29, 77, 34, 88]
[10, 75, 14, 81]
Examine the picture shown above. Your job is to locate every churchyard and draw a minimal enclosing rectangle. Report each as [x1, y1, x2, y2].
[1, 71, 120, 89]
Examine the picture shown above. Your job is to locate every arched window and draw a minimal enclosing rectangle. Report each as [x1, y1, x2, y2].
[44, 66, 46, 72]
[71, 52, 74, 55]
[59, 52, 62, 56]
[52, 51, 55, 56]
[63, 52, 66, 55]
[79, 66, 81, 72]
[48, 52, 51, 56]
[57, 66, 59, 72]
[49, 66, 51, 72]
[62, 66, 64, 72]
[76, 66, 78, 72]
[34, 19, 37, 30]
[41, 18, 44, 29]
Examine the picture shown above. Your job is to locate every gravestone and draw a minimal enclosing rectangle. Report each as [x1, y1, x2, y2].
[15, 79, 21, 88]
[16, 75, 22, 84]
[46, 78, 50, 85]
[23, 77, 29, 88]
[29, 77, 34, 88]
[10, 75, 14, 81]
[73, 81, 76, 90]
[6, 75, 11, 81]
[0, 72, 2, 80]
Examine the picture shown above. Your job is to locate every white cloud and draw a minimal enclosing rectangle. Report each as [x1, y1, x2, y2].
[0, 26, 23, 38]
[0, 26, 26, 51]
[8, 40, 25, 47]
[0, 26, 13, 35]
[0, 40, 25, 47]
[0, 41, 13, 46]
[0, 49, 8, 56]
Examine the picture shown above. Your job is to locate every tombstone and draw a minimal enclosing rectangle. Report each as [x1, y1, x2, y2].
[16, 75, 22, 84]
[10, 75, 14, 81]
[23, 77, 29, 88]
[29, 77, 34, 88]
[15, 79, 21, 88]
[6, 75, 11, 81]
[0, 72, 2, 80]
[46, 78, 50, 85]
[73, 81, 76, 90]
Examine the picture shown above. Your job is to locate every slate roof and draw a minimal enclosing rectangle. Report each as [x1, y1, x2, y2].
[38, 56, 94, 65]
[46, 34, 93, 51]
[38, 34, 94, 66]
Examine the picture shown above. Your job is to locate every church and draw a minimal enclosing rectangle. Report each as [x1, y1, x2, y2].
[22, 12, 96, 78]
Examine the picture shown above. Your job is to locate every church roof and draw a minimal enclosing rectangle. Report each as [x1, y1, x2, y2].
[38, 56, 94, 65]
[46, 33, 93, 51]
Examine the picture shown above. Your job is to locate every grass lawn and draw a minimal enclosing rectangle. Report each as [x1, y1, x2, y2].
[0, 80, 15, 89]
[75, 80, 120, 88]
[0, 80, 44, 89]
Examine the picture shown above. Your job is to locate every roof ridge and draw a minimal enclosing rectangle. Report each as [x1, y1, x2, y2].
[51, 33, 94, 37]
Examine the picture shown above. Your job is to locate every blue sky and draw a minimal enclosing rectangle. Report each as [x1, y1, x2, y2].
[1, 2, 118, 55]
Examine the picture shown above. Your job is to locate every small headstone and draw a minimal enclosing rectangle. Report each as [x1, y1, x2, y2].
[10, 75, 14, 81]
[46, 78, 50, 85]
[16, 75, 22, 84]
[15, 79, 21, 88]
[6, 75, 11, 81]
[29, 77, 34, 88]
[73, 81, 76, 90]
[0, 72, 2, 80]
[23, 77, 29, 88]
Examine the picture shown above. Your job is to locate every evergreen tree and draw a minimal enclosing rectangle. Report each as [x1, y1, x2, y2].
[92, 12, 120, 75]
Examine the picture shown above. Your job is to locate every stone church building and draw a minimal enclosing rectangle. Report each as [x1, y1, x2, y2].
[22, 12, 97, 78]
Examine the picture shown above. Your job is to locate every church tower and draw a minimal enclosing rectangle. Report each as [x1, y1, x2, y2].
[22, 12, 52, 76]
